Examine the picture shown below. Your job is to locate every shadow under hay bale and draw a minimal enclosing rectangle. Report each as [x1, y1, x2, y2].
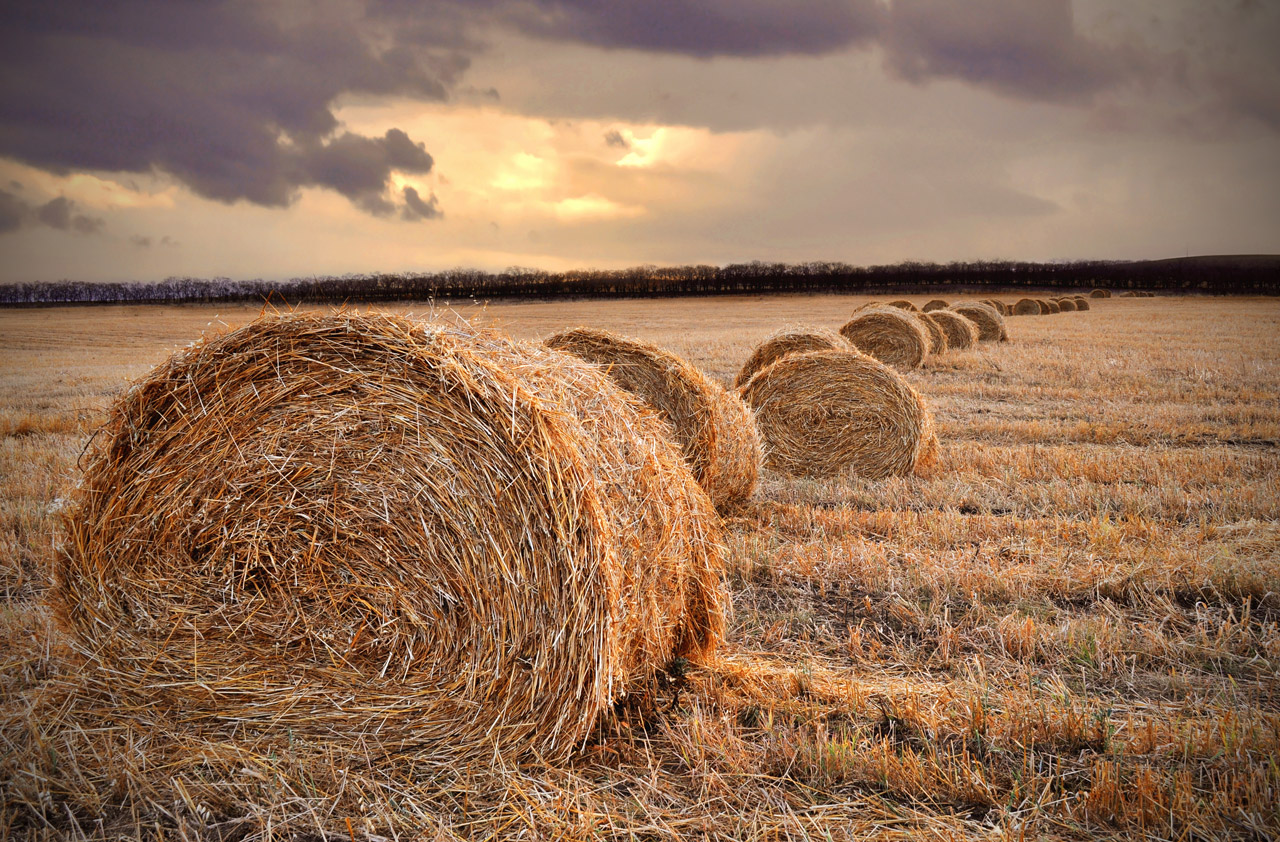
[734, 327, 856, 389]
[839, 308, 931, 370]
[917, 312, 950, 355]
[926, 310, 979, 350]
[737, 349, 934, 479]
[546, 327, 760, 513]
[922, 299, 949, 312]
[948, 302, 1008, 342]
[57, 311, 726, 767]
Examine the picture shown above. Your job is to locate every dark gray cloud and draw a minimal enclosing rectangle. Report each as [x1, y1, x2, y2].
[130, 235, 152, 248]
[883, 0, 1139, 103]
[0, 190, 105, 236]
[0, 1, 458, 216]
[603, 130, 629, 149]
[402, 186, 442, 221]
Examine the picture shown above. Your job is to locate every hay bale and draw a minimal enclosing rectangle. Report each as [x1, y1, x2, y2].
[927, 309, 979, 350]
[949, 302, 1008, 342]
[738, 350, 934, 479]
[546, 327, 761, 513]
[1090, 289, 1111, 298]
[1073, 296, 1090, 310]
[57, 311, 726, 763]
[1014, 298, 1041, 316]
[1041, 299, 1061, 313]
[839, 307, 931, 370]
[886, 299, 920, 312]
[1057, 297, 1078, 311]
[1119, 291, 1136, 298]
[922, 299, 949, 312]
[734, 327, 855, 389]
[981, 299, 1009, 315]
[917, 312, 950, 355]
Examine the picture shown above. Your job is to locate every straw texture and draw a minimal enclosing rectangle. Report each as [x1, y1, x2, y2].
[546, 327, 761, 513]
[917, 312, 950, 355]
[948, 302, 1009, 342]
[57, 311, 726, 765]
[734, 327, 856, 389]
[926, 310, 979, 350]
[738, 350, 933, 479]
[839, 308, 931, 370]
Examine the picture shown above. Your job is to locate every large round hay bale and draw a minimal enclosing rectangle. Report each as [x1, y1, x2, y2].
[886, 299, 920, 312]
[57, 312, 726, 763]
[1041, 299, 1061, 313]
[1057, 297, 1078, 311]
[546, 327, 760, 513]
[949, 302, 1008, 342]
[738, 350, 933, 479]
[927, 310, 979, 350]
[734, 327, 855, 389]
[1090, 289, 1110, 298]
[981, 299, 1009, 315]
[1014, 297, 1041, 316]
[917, 312, 950, 355]
[839, 307, 931, 370]
[922, 298, 949, 312]
[1072, 296, 1090, 310]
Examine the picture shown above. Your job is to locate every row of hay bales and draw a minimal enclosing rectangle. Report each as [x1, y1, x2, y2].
[831, 298, 1007, 371]
[59, 308, 950, 778]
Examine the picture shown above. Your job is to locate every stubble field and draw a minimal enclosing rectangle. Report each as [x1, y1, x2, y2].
[2, 294, 1278, 840]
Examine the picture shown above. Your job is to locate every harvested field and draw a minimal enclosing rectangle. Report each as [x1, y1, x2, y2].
[2, 293, 1279, 841]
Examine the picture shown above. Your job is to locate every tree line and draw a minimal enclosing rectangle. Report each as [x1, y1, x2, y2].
[2, 256, 1276, 306]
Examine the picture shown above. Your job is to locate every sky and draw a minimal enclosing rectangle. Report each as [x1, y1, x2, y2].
[1, 0, 1278, 284]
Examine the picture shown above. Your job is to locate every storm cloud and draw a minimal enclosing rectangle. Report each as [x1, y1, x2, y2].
[0, 190, 105, 236]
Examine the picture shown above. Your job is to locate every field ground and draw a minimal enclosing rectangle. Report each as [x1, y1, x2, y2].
[2, 294, 1278, 840]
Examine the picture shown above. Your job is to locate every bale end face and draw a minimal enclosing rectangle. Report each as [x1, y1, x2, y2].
[839, 308, 931, 370]
[948, 302, 1008, 342]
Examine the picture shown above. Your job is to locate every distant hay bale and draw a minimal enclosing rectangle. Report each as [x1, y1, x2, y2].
[922, 299, 949, 312]
[734, 327, 854, 389]
[1073, 297, 1090, 310]
[927, 310, 979, 350]
[1041, 299, 1061, 313]
[738, 349, 934, 479]
[57, 312, 726, 763]
[1057, 298, 1078, 311]
[1119, 291, 1137, 298]
[1090, 289, 1111, 298]
[917, 312, 950, 355]
[546, 327, 761, 513]
[839, 307, 931, 370]
[1014, 298, 1041, 316]
[886, 299, 920, 312]
[949, 302, 1008, 342]
[981, 299, 1009, 315]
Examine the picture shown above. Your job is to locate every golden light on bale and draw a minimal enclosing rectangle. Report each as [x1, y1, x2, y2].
[886, 299, 920, 312]
[738, 349, 934, 479]
[1057, 297, 1078, 311]
[1073, 296, 1090, 310]
[57, 312, 726, 764]
[546, 327, 761, 513]
[949, 302, 1008, 342]
[922, 298, 949, 312]
[927, 309, 979, 350]
[1014, 297, 1041, 316]
[839, 307, 931, 370]
[1090, 289, 1111, 298]
[734, 327, 855, 389]
[917, 312, 950, 355]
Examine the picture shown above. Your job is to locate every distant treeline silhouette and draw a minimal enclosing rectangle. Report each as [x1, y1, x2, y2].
[3, 255, 1277, 306]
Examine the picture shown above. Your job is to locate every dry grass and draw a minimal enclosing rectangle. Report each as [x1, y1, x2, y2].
[546, 326, 761, 513]
[1, 293, 1278, 841]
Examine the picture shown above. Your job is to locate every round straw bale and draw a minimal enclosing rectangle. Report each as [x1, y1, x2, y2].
[1072, 296, 1090, 310]
[927, 309, 979, 350]
[917, 312, 950, 355]
[1041, 299, 1061, 313]
[1057, 297, 1078, 311]
[980, 299, 1009, 315]
[1119, 291, 1136, 298]
[1090, 289, 1110, 298]
[949, 302, 1008, 342]
[886, 299, 920, 312]
[738, 350, 934, 479]
[922, 298, 949, 312]
[546, 327, 760, 513]
[1013, 297, 1041, 316]
[734, 327, 854, 389]
[57, 312, 726, 763]
[839, 307, 931, 370]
